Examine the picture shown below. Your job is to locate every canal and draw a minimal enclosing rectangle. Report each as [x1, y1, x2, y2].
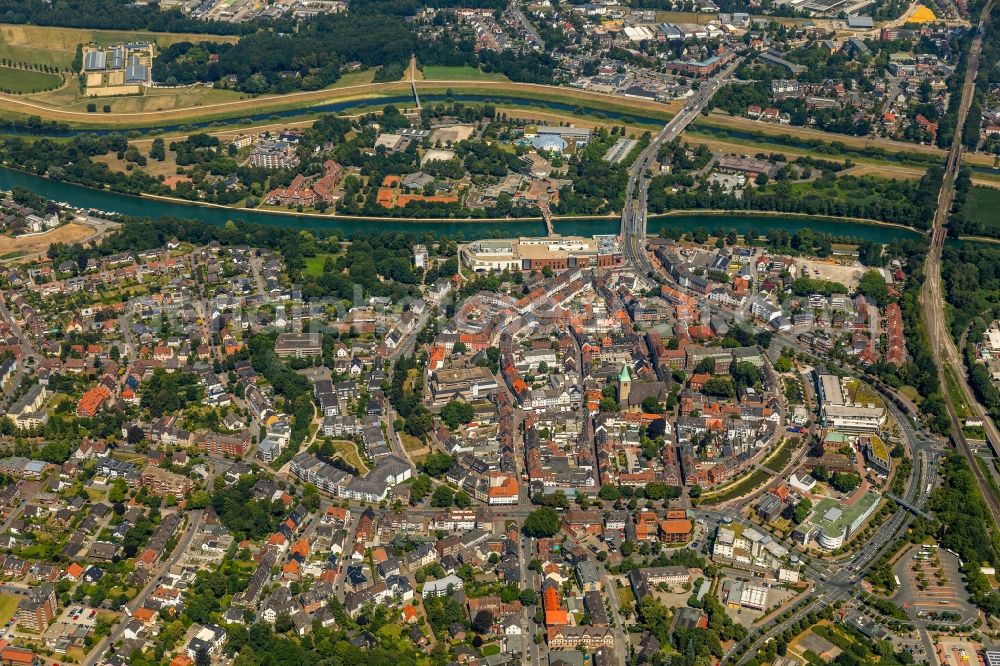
[0, 166, 925, 242]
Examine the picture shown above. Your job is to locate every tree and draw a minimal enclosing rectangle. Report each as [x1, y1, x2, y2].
[430, 485, 454, 508]
[598, 485, 621, 501]
[108, 478, 128, 503]
[638, 596, 671, 643]
[453, 489, 472, 508]
[420, 452, 455, 478]
[523, 506, 561, 538]
[404, 405, 434, 439]
[519, 588, 538, 606]
[274, 611, 294, 634]
[694, 358, 716, 374]
[599, 397, 619, 412]
[471, 610, 494, 634]
[441, 399, 475, 429]
[790, 498, 812, 524]
[641, 396, 663, 414]
[857, 269, 890, 307]
[301, 484, 321, 512]
[195, 647, 211, 666]
[830, 472, 861, 493]
[410, 474, 432, 504]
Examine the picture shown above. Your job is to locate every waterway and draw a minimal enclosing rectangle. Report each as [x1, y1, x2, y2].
[0, 165, 925, 243]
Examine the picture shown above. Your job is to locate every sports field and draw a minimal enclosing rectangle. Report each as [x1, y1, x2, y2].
[0, 66, 62, 93]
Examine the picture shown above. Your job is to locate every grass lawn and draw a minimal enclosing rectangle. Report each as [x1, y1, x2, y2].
[963, 186, 1000, 237]
[422, 65, 509, 82]
[698, 468, 770, 505]
[783, 377, 803, 405]
[304, 253, 336, 278]
[378, 623, 403, 639]
[329, 69, 378, 88]
[0, 593, 20, 626]
[0, 66, 61, 93]
[399, 432, 425, 453]
[332, 440, 368, 474]
[943, 363, 972, 419]
[761, 438, 797, 472]
[616, 581, 635, 606]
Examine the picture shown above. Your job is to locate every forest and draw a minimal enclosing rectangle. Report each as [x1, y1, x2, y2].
[941, 243, 1000, 424]
[152, 14, 415, 93]
[647, 166, 943, 230]
[152, 7, 557, 94]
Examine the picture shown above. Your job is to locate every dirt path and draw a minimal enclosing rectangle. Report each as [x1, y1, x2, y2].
[0, 220, 112, 263]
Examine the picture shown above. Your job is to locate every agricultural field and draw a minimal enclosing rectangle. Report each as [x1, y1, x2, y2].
[0, 66, 62, 94]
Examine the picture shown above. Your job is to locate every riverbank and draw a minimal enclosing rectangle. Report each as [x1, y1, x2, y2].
[134, 185, 929, 236]
[0, 163, 931, 243]
[649, 209, 929, 235]
[140, 190, 619, 224]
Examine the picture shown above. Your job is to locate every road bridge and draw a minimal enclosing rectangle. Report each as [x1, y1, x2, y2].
[620, 57, 743, 277]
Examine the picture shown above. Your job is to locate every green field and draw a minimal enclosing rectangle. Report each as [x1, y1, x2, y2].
[0, 66, 61, 93]
[332, 440, 368, 474]
[304, 253, 336, 277]
[964, 186, 1000, 237]
[699, 469, 770, 505]
[0, 593, 19, 626]
[422, 65, 510, 82]
[329, 69, 378, 89]
[761, 437, 797, 472]
[943, 363, 972, 419]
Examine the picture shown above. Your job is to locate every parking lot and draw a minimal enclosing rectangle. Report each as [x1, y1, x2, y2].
[891, 544, 978, 624]
[936, 638, 983, 666]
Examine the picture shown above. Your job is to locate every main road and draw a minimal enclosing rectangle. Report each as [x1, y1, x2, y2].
[922, 0, 1000, 524]
[620, 56, 743, 275]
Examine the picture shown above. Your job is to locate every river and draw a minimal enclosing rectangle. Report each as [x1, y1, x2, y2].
[0, 166, 925, 242]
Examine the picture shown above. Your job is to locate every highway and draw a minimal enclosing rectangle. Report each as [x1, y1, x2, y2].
[922, 0, 1000, 527]
[620, 57, 744, 276]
